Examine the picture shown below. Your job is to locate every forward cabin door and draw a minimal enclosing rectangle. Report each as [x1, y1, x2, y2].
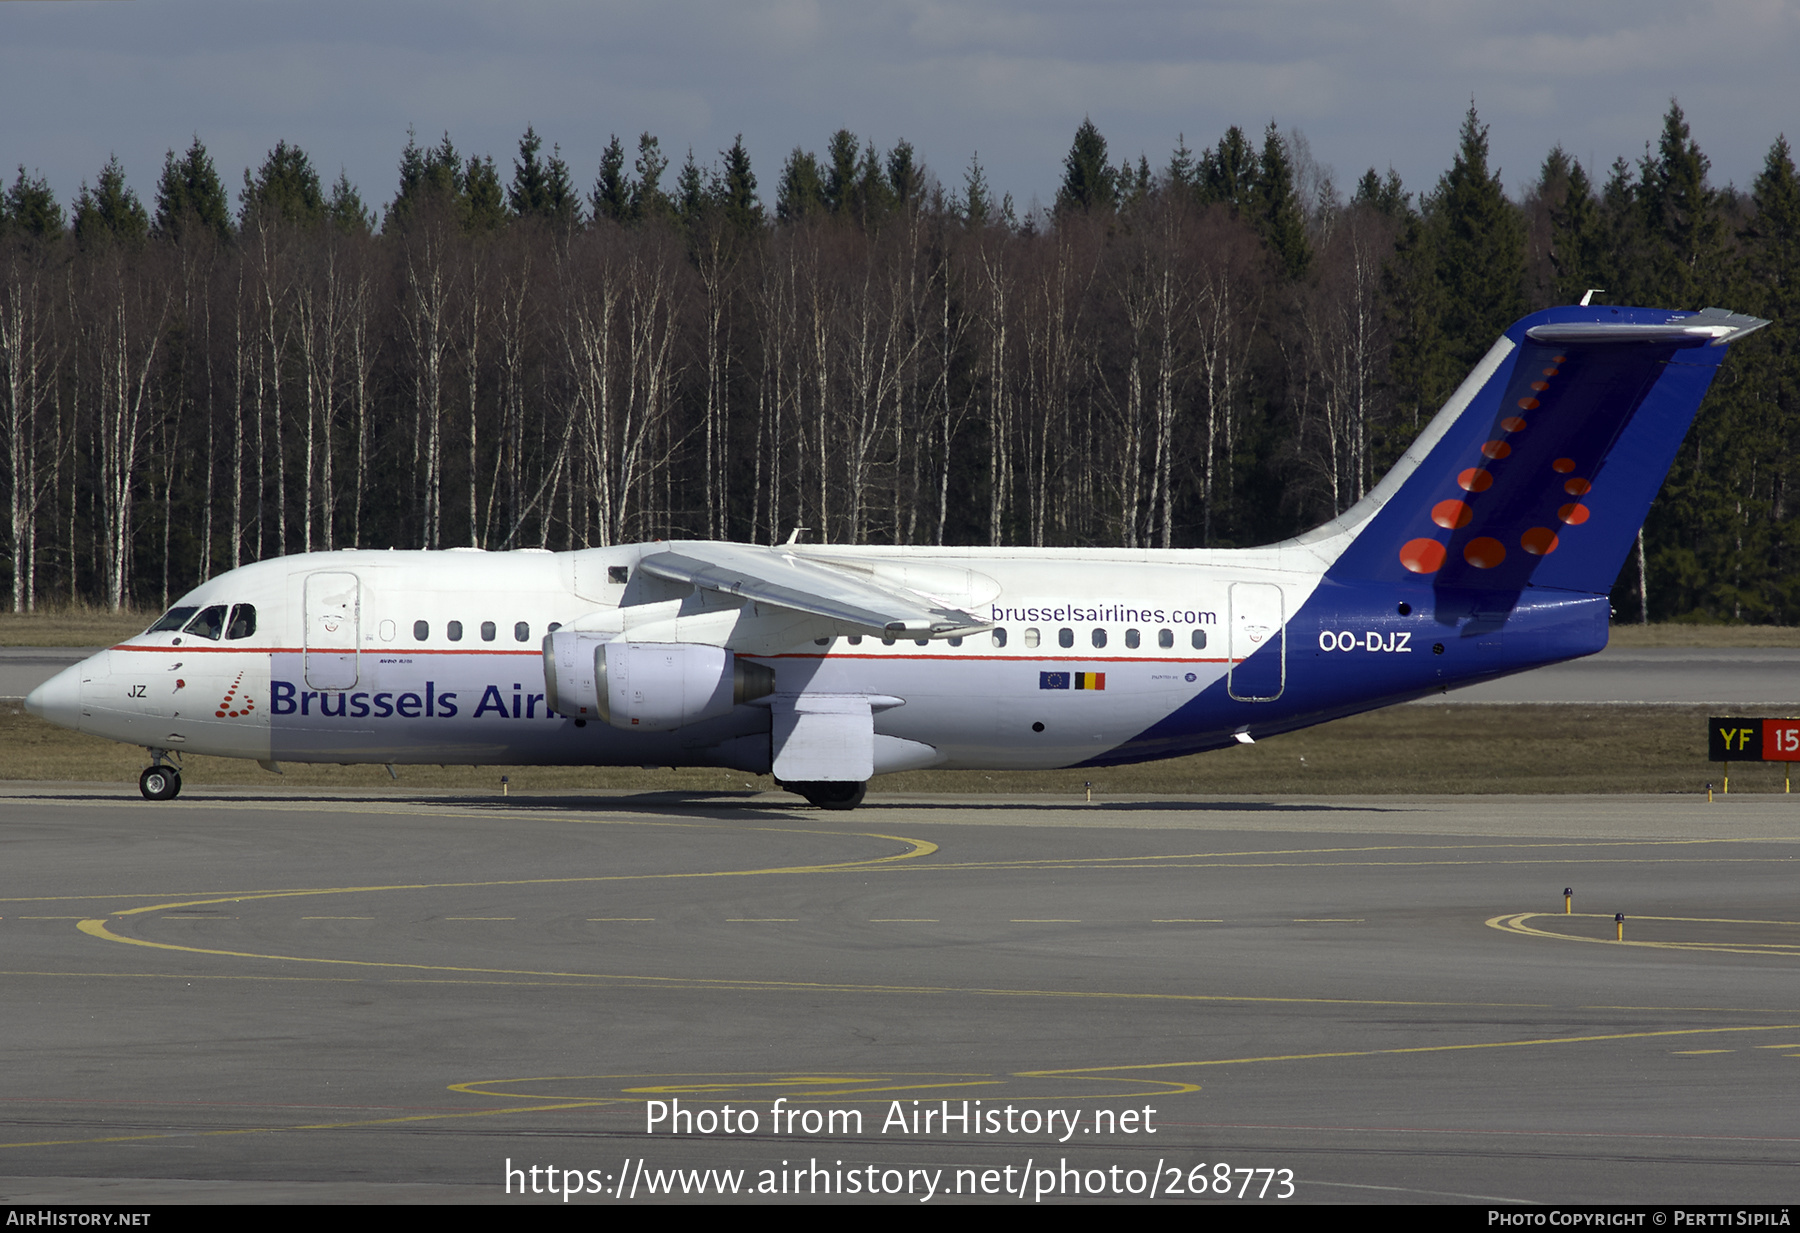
[1227, 582, 1284, 701]
[304, 571, 361, 690]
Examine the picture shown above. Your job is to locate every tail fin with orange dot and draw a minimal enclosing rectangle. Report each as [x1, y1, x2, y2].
[1321, 305, 1768, 597]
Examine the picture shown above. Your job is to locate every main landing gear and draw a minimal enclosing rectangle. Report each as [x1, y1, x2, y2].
[139, 752, 182, 801]
[787, 781, 867, 811]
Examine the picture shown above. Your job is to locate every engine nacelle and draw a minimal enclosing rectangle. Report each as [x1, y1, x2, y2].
[541, 630, 611, 719]
[595, 641, 774, 731]
[544, 632, 774, 729]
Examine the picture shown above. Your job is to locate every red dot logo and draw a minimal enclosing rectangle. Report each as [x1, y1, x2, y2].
[1521, 527, 1560, 555]
[1482, 440, 1512, 460]
[213, 671, 256, 720]
[1399, 539, 1447, 574]
[1552, 458, 1576, 474]
[1464, 537, 1506, 568]
[1458, 468, 1494, 492]
[1559, 503, 1590, 525]
[1564, 477, 1591, 495]
[1500, 416, 1527, 432]
[1432, 499, 1473, 529]
[1530, 380, 1549, 392]
[1517, 397, 1540, 410]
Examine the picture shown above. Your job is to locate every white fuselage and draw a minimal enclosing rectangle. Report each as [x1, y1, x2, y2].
[33, 539, 1339, 775]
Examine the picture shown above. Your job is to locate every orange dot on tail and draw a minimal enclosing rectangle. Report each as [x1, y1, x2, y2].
[1464, 537, 1506, 568]
[1500, 417, 1527, 432]
[1482, 440, 1511, 460]
[1432, 499, 1473, 529]
[1520, 527, 1560, 555]
[1543, 367, 1560, 376]
[1564, 477, 1591, 495]
[1400, 538, 1447, 574]
[1517, 397, 1540, 410]
[215, 710, 227, 718]
[1530, 380, 1549, 392]
[1458, 468, 1494, 492]
[1559, 503, 1590, 525]
[1552, 355, 1567, 362]
[1552, 457, 1576, 473]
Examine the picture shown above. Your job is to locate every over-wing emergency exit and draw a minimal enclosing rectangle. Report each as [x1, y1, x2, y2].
[26, 304, 1769, 807]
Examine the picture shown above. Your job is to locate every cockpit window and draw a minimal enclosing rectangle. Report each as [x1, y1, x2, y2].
[226, 604, 257, 640]
[148, 606, 198, 634]
[182, 605, 228, 641]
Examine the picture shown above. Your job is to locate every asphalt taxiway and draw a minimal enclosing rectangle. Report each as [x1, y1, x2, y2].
[1, 786, 1796, 1204]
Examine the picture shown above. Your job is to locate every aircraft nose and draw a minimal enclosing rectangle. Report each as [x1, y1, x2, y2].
[24, 662, 84, 732]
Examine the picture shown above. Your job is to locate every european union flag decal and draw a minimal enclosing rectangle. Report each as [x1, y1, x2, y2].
[1039, 671, 1070, 690]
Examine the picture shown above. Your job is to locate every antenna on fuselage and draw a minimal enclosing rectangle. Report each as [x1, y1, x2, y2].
[1579, 289, 1604, 306]
[785, 526, 809, 545]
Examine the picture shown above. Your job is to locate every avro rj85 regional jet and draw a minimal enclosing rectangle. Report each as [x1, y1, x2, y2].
[26, 305, 1768, 808]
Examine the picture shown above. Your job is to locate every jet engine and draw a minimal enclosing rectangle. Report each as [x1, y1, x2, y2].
[542, 630, 773, 731]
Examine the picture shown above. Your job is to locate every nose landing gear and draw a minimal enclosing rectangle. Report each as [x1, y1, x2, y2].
[139, 750, 182, 800]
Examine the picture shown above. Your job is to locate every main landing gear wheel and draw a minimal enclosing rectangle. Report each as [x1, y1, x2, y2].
[791, 781, 867, 811]
[139, 765, 181, 801]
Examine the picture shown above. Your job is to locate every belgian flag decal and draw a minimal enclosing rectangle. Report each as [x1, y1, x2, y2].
[1039, 671, 1107, 690]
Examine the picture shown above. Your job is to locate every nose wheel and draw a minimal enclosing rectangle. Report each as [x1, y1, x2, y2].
[139, 765, 182, 801]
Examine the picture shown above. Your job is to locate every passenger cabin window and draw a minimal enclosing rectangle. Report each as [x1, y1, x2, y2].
[949, 636, 963, 647]
[481, 621, 496, 642]
[1158, 628, 1174, 648]
[847, 635, 863, 645]
[226, 604, 257, 640]
[547, 622, 562, 633]
[183, 605, 227, 641]
[148, 607, 198, 634]
[447, 620, 464, 642]
[413, 620, 429, 641]
[1125, 628, 1140, 649]
[1192, 629, 1208, 650]
[1091, 628, 1107, 649]
[1024, 628, 1040, 648]
[514, 621, 530, 642]
[608, 566, 630, 584]
[1058, 627, 1074, 649]
[990, 628, 1007, 648]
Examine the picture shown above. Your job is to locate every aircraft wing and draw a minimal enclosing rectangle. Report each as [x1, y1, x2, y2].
[636, 544, 992, 639]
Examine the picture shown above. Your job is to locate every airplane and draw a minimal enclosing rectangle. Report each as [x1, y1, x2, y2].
[25, 303, 1769, 808]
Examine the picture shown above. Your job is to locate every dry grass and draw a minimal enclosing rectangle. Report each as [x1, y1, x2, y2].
[5, 700, 1781, 797]
[1605, 624, 1800, 648]
[0, 606, 154, 647]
